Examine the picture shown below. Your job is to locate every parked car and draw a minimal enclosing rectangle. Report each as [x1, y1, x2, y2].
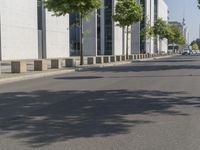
[182, 49, 191, 55]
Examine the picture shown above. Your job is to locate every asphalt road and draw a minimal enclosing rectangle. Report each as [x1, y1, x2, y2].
[1, 55, 200, 150]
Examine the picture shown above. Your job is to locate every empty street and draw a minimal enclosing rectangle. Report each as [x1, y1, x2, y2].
[1, 55, 200, 150]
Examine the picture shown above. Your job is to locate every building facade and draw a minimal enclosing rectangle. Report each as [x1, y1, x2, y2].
[70, 0, 126, 57]
[132, 0, 168, 54]
[157, 0, 168, 53]
[0, 0, 69, 61]
[0, 0, 169, 61]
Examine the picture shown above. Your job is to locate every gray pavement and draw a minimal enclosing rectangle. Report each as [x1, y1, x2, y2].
[0, 55, 200, 150]
[0, 55, 175, 85]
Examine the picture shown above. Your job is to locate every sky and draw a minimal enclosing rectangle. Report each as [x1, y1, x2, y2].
[166, 0, 200, 43]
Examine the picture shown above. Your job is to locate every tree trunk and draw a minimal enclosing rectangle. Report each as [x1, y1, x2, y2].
[122, 27, 125, 55]
[172, 42, 175, 53]
[80, 13, 83, 65]
[126, 26, 129, 60]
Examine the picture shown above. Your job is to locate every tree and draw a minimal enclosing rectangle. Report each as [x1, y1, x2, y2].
[191, 39, 200, 49]
[113, 0, 143, 59]
[152, 18, 170, 53]
[198, 0, 200, 9]
[45, 0, 102, 65]
[167, 24, 186, 52]
[140, 18, 154, 41]
[191, 42, 199, 50]
[166, 24, 186, 52]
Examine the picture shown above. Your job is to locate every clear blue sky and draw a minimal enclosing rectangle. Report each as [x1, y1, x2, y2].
[166, 0, 200, 43]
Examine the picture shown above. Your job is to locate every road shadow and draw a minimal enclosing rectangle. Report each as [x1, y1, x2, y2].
[143, 59, 199, 63]
[55, 76, 103, 80]
[84, 64, 200, 73]
[0, 90, 200, 147]
[81, 56, 200, 73]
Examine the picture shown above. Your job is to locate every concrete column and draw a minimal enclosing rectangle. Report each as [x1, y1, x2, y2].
[11, 61, 27, 73]
[34, 60, 48, 71]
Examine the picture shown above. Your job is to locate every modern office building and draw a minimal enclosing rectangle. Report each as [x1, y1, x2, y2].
[132, 0, 168, 54]
[157, 0, 168, 53]
[0, 0, 169, 61]
[0, 0, 69, 61]
[70, 0, 126, 56]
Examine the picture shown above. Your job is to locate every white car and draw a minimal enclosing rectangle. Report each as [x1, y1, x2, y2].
[182, 49, 191, 55]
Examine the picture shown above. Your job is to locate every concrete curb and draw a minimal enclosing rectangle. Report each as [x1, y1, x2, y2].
[0, 69, 75, 85]
[0, 54, 177, 85]
[75, 61, 131, 71]
[132, 55, 178, 62]
[76, 55, 177, 70]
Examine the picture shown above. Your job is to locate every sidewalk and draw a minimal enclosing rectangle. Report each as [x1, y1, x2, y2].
[0, 54, 177, 85]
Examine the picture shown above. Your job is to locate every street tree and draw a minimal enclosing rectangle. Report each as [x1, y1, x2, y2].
[140, 18, 154, 43]
[191, 42, 199, 51]
[113, 0, 143, 59]
[167, 24, 186, 52]
[45, 0, 102, 65]
[153, 18, 169, 52]
[191, 39, 200, 49]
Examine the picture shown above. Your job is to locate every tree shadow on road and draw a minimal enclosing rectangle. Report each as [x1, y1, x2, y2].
[82, 56, 200, 73]
[84, 64, 200, 73]
[0, 90, 200, 147]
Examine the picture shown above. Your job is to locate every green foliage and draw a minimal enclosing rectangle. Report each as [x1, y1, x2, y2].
[196, 39, 200, 48]
[112, 0, 143, 28]
[191, 42, 199, 50]
[191, 39, 200, 49]
[153, 18, 169, 39]
[140, 18, 154, 40]
[45, 0, 102, 17]
[167, 24, 186, 46]
[113, 0, 143, 59]
[45, 0, 102, 65]
[198, 0, 200, 9]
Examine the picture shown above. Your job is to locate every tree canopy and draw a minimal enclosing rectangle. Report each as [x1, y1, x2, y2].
[113, 0, 143, 58]
[112, 0, 143, 27]
[153, 18, 169, 39]
[167, 24, 186, 46]
[45, 0, 102, 65]
[140, 18, 154, 40]
[191, 40, 200, 50]
[198, 0, 200, 9]
[191, 42, 199, 50]
[45, 0, 102, 17]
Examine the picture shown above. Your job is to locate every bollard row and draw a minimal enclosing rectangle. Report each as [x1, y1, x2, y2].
[8, 53, 169, 73]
